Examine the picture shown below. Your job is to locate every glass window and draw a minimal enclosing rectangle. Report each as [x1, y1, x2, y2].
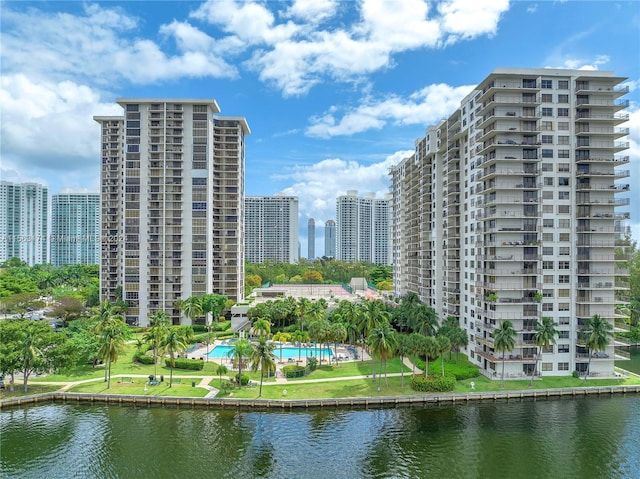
[558, 191, 570, 200]
[542, 135, 553, 144]
[542, 107, 553, 117]
[558, 122, 569, 131]
[558, 108, 569, 117]
[558, 80, 569, 89]
[558, 177, 570, 186]
[543, 219, 554, 228]
[558, 94, 569, 103]
[558, 149, 570, 158]
[559, 275, 570, 284]
[558, 205, 570, 213]
[559, 219, 570, 228]
[558, 136, 570, 145]
[542, 94, 553, 103]
[541, 121, 554, 131]
[558, 362, 569, 370]
[541, 79, 553, 89]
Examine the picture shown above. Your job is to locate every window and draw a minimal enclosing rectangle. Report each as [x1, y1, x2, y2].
[559, 246, 570, 256]
[543, 219, 554, 228]
[543, 247, 554, 256]
[558, 122, 569, 131]
[543, 289, 554, 298]
[558, 261, 570, 269]
[542, 163, 553, 172]
[541, 121, 554, 131]
[543, 205, 554, 213]
[558, 163, 570, 172]
[543, 261, 553, 269]
[558, 345, 570, 353]
[559, 219, 570, 228]
[543, 233, 554, 242]
[544, 177, 554, 186]
[559, 331, 570, 339]
[544, 275, 554, 283]
[542, 135, 553, 144]
[559, 303, 570, 311]
[558, 177, 570, 186]
[558, 94, 569, 103]
[559, 275, 570, 284]
[558, 288, 570, 297]
[558, 108, 569, 117]
[542, 107, 553, 117]
[558, 149, 570, 159]
[543, 303, 554, 311]
[542, 149, 554, 158]
[558, 205, 570, 214]
[541, 79, 553, 89]
[542, 362, 553, 371]
[558, 362, 569, 371]
[558, 80, 569, 89]
[542, 93, 553, 103]
[559, 191, 570, 200]
[558, 135, 570, 145]
[543, 190, 553, 199]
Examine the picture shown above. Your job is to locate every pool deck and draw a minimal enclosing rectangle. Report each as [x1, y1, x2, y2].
[184, 339, 371, 383]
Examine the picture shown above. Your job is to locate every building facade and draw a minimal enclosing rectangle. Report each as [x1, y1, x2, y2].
[245, 194, 299, 264]
[324, 219, 336, 258]
[0, 181, 48, 266]
[51, 192, 100, 266]
[390, 68, 631, 379]
[336, 190, 392, 265]
[95, 99, 249, 326]
[308, 218, 315, 259]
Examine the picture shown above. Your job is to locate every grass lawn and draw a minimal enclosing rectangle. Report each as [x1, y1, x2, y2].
[454, 374, 640, 393]
[287, 358, 410, 381]
[223, 375, 419, 400]
[0, 383, 62, 399]
[69, 379, 209, 397]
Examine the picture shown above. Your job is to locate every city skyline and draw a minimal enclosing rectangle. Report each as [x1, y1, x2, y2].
[1, 1, 638, 257]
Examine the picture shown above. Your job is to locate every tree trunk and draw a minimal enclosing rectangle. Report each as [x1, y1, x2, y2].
[441, 355, 445, 377]
[107, 358, 111, 389]
[583, 352, 592, 384]
[424, 357, 429, 378]
[400, 356, 405, 388]
[169, 354, 174, 387]
[23, 371, 29, 393]
[259, 366, 264, 397]
[529, 350, 541, 387]
[377, 358, 382, 391]
[9, 373, 15, 392]
[501, 357, 506, 388]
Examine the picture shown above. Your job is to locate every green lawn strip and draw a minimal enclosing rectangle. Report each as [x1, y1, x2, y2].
[68, 380, 209, 397]
[287, 358, 410, 381]
[223, 375, 418, 400]
[0, 384, 63, 399]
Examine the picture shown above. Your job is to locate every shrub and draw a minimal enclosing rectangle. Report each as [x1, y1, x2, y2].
[282, 365, 306, 378]
[134, 352, 155, 365]
[164, 358, 204, 370]
[307, 357, 318, 371]
[410, 374, 456, 392]
[220, 380, 236, 391]
[235, 373, 250, 385]
[572, 370, 580, 378]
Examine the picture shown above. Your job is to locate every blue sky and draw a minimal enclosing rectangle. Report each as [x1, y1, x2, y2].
[1, 0, 638, 256]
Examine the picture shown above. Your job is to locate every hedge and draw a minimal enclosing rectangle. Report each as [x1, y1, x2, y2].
[235, 374, 250, 385]
[134, 352, 155, 365]
[409, 374, 456, 392]
[164, 358, 204, 370]
[282, 365, 307, 378]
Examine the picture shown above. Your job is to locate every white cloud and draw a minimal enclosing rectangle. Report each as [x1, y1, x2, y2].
[284, 0, 339, 23]
[0, 74, 118, 177]
[527, 4, 538, 14]
[306, 83, 474, 138]
[275, 150, 413, 222]
[546, 54, 611, 71]
[437, 0, 509, 42]
[0, 4, 237, 86]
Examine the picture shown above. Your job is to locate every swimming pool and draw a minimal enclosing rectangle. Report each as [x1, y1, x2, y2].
[207, 345, 334, 360]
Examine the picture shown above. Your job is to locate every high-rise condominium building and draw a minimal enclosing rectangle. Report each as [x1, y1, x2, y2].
[95, 99, 249, 326]
[308, 218, 315, 259]
[390, 68, 631, 379]
[324, 219, 336, 258]
[245, 195, 299, 264]
[336, 190, 392, 265]
[51, 192, 100, 266]
[0, 181, 48, 266]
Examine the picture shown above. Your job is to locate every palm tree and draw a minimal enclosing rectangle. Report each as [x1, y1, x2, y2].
[18, 333, 43, 393]
[328, 322, 347, 364]
[395, 334, 413, 388]
[96, 317, 128, 389]
[435, 334, 451, 377]
[367, 321, 397, 390]
[182, 296, 203, 325]
[160, 327, 189, 387]
[228, 338, 252, 386]
[493, 320, 517, 388]
[216, 363, 228, 386]
[359, 299, 390, 378]
[91, 301, 127, 382]
[581, 314, 614, 384]
[529, 316, 559, 386]
[252, 318, 271, 337]
[144, 311, 170, 379]
[417, 335, 438, 378]
[409, 304, 438, 337]
[250, 337, 276, 397]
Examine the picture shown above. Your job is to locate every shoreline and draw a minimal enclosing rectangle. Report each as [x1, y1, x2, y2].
[3, 384, 640, 410]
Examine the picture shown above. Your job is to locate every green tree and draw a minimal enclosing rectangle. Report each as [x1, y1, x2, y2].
[250, 337, 276, 397]
[415, 334, 438, 378]
[216, 364, 228, 385]
[368, 321, 397, 390]
[581, 314, 614, 383]
[161, 326, 190, 387]
[394, 334, 413, 388]
[95, 315, 128, 389]
[144, 310, 171, 378]
[52, 296, 85, 325]
[291, 329, 310, 361]
[228, 338, 253, 386]
[493, 320, 517, 388]
[182, 296, 203, 325]
[530, 316, 559, 386]
[252, 318, 271, 337]
[435, 334, 451, 377]
[302, 270, 323, 283]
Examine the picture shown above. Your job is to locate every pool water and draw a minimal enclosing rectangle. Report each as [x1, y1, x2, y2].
[207, 345, 334, 360]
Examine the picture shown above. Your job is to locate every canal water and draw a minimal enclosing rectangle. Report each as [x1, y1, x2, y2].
[1, 395, 639, 478]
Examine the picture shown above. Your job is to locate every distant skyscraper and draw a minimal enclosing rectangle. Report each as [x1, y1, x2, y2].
[245, 195, 299, 264]
[0, 181, 48, 266]
[51, 192, 100, 266]
[95, 98, 249, 326]
[308, 218, 315, 259]
[324, 219, 336, 258]
[336, 190, 391, 265]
